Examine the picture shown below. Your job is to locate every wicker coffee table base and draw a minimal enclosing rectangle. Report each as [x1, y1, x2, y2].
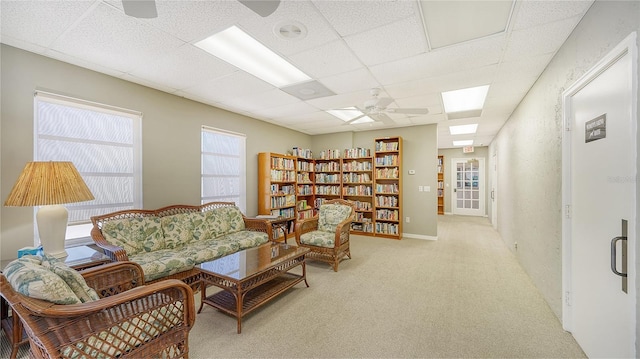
[198, 249, 309, 333]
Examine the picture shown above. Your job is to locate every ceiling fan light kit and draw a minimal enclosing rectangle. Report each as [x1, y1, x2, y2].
[333, 88, 429, 126]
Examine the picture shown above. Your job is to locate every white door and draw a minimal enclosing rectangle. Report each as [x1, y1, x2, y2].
[562, 33, 636, 358]
[490, 151, 498, 229]
[451, 158, 485, 216]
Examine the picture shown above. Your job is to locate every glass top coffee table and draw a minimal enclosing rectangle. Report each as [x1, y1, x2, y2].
[197, 242, 310, 333]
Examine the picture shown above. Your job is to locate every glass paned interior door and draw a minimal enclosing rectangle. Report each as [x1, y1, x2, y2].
[453, 158, 484, 216]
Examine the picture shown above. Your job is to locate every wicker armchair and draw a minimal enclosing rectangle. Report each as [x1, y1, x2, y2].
[295, 199, 356, 271]
[0, 262, 195, 359]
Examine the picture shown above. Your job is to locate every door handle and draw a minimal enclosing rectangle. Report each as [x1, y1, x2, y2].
[491, 190, 495, 200]
[610, 236, 627, 278]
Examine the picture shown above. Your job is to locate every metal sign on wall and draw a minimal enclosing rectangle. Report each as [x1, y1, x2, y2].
[585, 114, 606, 143]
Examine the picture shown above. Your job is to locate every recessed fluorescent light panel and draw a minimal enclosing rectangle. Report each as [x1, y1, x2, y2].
[442, 85, 490, 114]
[453, 140, 474, 147]
[327, 107, 374, 124]
[449, 124, 478, 135]
[195, 26, 311, 88]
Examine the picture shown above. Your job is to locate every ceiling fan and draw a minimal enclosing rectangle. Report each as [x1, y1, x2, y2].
[341, 88, 429, 125]
[122, 0, 280, 18]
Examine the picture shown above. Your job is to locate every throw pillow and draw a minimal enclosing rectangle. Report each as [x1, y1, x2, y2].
[41, 254, 100, 303]
[4, 255, 81, 304]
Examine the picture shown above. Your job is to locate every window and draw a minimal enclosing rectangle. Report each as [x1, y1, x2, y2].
[34, 91, 142, 246]
[201, 126, 246, 212]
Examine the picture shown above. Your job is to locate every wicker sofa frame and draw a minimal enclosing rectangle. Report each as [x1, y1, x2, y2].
[90, 202, 272, 285]
[294, 199, 356, 271]
[0, 262, 195, 359]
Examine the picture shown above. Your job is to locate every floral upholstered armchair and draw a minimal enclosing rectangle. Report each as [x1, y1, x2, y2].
[0, 256, 195, 359]
[294, 199, 356, 271]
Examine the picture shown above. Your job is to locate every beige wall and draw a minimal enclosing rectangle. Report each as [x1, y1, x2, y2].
[489, 0, 640, 328]
[0, 44, 311, 258]
[438, 147, 489, 215]
[0, 44, 439, 260]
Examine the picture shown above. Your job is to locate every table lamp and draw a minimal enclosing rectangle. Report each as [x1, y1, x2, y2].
[4, 161, 94, 258]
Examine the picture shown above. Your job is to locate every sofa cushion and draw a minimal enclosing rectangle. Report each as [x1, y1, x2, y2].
[223, 206, 246, 234]
[184, 238, 241, 264]
[4, 255, 81, 304]
[202, 208, 231, 239]
[223, 231, 269, 251]
[161, 213, 194, 249]
[189, 212, 212, 241]
[300, 231, 336, 248]
[101, 217, 163, 255]
[42, 254, 100, 303]
[128, 249, 196, 282]
[318, 204, 352, 233]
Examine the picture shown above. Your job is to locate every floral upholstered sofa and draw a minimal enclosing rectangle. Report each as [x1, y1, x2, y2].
[91, 202, 272, 283]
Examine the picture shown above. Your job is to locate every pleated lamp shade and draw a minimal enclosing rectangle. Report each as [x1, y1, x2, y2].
[4, 161, 94, 207]
[4, 161, 94, 258]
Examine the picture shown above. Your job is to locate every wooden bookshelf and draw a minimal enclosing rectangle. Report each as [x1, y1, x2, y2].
[314, 158, 342, 208]
[438, 155, 444, 215]
[296, 154, 315, 221]
[373, 137, 402, 239]
[342, 150, 374, 235]
[258, 152, 297, 241]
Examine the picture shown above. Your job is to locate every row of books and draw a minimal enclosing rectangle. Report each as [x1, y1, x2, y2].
[297, 184, 313, 195]
[297, 160, 313, 171]
[375, 222, 399, 235]
[316, 173, 340, 183]
[297, 173, 312, 183]
[375, 195, 398, 207]
[270, 184, 295, 195]
[315, 185, 341, 195]
[271, 194, 295, 208]
[344, 147, 371, 158]
[318, 149, 341, 159]
[376, 209, 399, 221]
[270, 169, 296, 182]
[375, 155, 399, 166]
[292, 147, 312, 159]
[343, 160, 372, 171]
[375, 168, 398, 179]
[315, 162, 341, 172]
[346, 199, 373, 211]
[271, 157, 295, 169]
[351, 222, 374, 233]
[375, 183, 399, 194]
[343, 173, 371, 183]
[343, 185, 373, 196]
[375, 141, 399, 152]
[270, 207, 295, 218]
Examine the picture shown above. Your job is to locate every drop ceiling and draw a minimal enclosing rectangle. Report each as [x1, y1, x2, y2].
[0, 0, 594, 148]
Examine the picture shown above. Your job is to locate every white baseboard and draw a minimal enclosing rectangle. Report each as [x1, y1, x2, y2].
[402, 233, 438, 241]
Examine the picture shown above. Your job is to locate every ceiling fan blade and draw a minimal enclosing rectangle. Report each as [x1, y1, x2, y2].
[122, 0, 157, 18]
[342, 114, 366, 125]
[375, 113, 395, 125]
[385, 108, 429, 115]
[238, 0, 280, 17]
[375, 97, 393, 108]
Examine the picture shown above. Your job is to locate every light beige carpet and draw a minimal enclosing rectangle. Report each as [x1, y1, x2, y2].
[2, 215, 586, 358]
[189, 215, 585, 358]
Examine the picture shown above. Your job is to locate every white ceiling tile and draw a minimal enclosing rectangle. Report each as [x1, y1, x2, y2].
[503, 16, 583, 61]
[344, 14, 428, 66]
[1, 0, 95, 48]
[184, 71, 274, 103]
[127, 44, 238, 90]
[221, 89, 300, 113]
[371, 35, 503, 85]
[319, 68, 382, 95]
[136, 1, 255, 43]
[252, 101, 321, 120]
[289, 40, 363, 79]
[312, 0, 417, 37]
[511, 0, 594, 31]
[238, 1, 339, 57]
[52, 3, 184, 72]
[495, 54, 554, 82]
